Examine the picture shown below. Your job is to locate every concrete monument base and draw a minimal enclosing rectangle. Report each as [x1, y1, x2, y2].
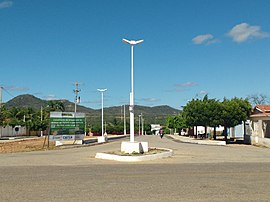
[121, 141, 149, 154]
[98, 136, 108, 143]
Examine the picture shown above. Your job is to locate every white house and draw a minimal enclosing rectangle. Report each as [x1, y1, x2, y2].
[151, 124, 161, 135]
[247, 104, 270, 148]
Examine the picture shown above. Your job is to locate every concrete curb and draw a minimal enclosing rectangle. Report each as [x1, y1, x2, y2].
[95, 147, 173, 162]
[168, 135, 226, 146]
[0, 136, 42, 143]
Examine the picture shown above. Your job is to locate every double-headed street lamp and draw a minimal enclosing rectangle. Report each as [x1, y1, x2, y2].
[122, 38, 144, 143]
[97, 88, 107, 137]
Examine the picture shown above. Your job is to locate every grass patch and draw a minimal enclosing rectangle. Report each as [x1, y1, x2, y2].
[106, 148, 168, 156]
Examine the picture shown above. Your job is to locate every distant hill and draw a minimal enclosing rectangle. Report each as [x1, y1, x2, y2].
[5, 94, 47, 109]
[5, 94, 95, 113]
[5, 94, 180, 126]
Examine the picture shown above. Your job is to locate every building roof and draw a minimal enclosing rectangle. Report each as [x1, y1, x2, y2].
[250, 104, 270, 118]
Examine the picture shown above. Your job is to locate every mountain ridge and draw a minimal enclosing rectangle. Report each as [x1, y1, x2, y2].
[4, 94, 180, 125]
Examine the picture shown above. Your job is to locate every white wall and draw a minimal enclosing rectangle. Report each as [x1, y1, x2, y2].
[0, 126, 27, 137]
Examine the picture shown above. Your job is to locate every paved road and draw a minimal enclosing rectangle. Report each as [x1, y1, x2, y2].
[0, 135, 270, 201]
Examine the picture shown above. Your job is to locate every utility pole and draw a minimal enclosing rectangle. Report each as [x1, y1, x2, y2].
[141, 113, 144, 135]
[40, 106, 43, 137]
[138, 114, 141, 135]
[73, 82, 81, 113]
[123, 104, 126, 135]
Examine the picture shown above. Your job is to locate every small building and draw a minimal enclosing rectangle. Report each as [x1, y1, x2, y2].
[247, 104, 270, 148]
[151, 124, 161, 135]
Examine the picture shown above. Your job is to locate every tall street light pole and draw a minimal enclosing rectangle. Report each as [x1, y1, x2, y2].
[97, 89, 107, 137]
[138, 114, 141, 135]
[122, 38, 143, 142]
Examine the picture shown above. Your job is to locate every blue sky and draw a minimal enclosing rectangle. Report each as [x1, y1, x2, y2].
[0, 0, 270, 109]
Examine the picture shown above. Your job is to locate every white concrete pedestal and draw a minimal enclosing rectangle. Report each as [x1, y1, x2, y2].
[55, 140, 83, 146]
[121, 141, 149, 154]
[98, 136, 108, 143]
[140, 142, 149, 152]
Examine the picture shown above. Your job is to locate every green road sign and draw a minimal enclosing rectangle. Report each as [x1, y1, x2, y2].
[49, 112, 85, 141]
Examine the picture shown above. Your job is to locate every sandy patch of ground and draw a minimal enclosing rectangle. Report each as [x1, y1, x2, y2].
[0, 137, 55, 153]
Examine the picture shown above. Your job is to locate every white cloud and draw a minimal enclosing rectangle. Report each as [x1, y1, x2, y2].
[195, 90, 208, 99]
[198, 90, 208, 95]
[166, 81, 198, 93]
[192, 34, 214, 45]
[228, 23, 270, 43]
[175, 82, 198, 87]
[0, 1, 13, 9]
[141, 98, 160, 103]
[43, 94, 58, 101]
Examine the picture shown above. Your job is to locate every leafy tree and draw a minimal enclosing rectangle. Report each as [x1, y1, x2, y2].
[46, 100, 65, 112]
[0, 105, 9, 126]
[0, 106, 49, 135]
[208, 99, 222, 140]
[219, 98, 251, 142]
[4, 107, 25, 128]
[166, 116, 175, 129]
[166, 113, 188, 133]
[183, 95, 211, 136]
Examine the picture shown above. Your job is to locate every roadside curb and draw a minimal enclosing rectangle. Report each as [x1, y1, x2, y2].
[95, 147, 173, 162]
[168, 135, 226, 146]
[0, 136, 42, 142]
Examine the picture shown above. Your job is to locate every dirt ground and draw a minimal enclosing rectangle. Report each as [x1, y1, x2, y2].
[0, 135, 125, 153]
[0, 137, 56, 153]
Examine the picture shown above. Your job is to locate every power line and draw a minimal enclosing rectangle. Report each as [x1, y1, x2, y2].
[0, 86, 15, 108]
[2, 87, 14, 98]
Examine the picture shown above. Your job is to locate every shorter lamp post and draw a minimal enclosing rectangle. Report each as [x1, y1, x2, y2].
[97, 89, 107, 137]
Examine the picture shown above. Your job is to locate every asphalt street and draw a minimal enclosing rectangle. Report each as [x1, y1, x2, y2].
[0, 135, 270, 202]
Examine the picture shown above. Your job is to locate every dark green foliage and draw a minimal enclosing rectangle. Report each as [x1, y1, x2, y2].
[166, 113, 187, 132]
[167, 96, 252, 141]
[3, 94, 179, 134]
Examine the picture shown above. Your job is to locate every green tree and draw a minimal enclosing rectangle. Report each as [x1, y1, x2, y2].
[208, 99, 222, 140]
[219, 98, 251, 142]
[0, 105, 9, 126]
[166, 113, 186, 133]
[183, 95, 211, 136]
[5, 107, 25, 128]
[46, 100, 65, 112]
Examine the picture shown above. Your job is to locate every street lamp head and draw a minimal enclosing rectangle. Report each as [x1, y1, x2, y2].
[134, 39, 144, 45]
[122, 38, 144, 45]
[97, 89, 107, 92]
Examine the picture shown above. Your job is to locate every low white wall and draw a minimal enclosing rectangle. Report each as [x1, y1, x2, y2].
[247, 135, 270, 148]
[0, 126, 27, 137]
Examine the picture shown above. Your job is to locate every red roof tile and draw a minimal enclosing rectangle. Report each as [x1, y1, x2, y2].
[250, 104, 270, 117]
